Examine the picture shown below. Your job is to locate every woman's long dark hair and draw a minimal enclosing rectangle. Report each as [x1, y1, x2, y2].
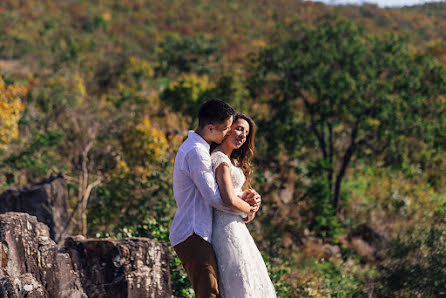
[230, 113, 256, 187]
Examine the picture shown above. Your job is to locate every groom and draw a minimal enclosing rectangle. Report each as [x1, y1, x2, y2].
[170, 99, 260, 297]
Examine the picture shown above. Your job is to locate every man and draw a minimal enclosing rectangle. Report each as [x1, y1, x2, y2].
[170, 99, 260, 297]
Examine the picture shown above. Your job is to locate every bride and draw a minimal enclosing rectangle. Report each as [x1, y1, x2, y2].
[211, 113, 276, 298]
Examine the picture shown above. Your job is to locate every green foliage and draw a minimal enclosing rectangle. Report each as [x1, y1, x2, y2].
[374, 225, 446, 297]
[169, 254, 194, 297]
[300, 258, 372, 297]
[250, 20, 446, 213]
[161, 73, 214, 119]
[0, 129, 65, 190]
[1, 1, 446, 296]
[208, 72, 249, 113]
[306, 160, 343, 240]
[30, 73, 87, 125]
[118, 57, 155, 89]
[263, 253, 292, 296]
[265, 255, 375, 297]
[105, 57, 157, 112]
[155, 33, 223, 76]
[161, 72, 249, 121]
[87, 157, 173, 238]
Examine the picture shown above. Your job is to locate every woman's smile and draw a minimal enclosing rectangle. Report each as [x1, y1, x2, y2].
[235, 137, 244, 146]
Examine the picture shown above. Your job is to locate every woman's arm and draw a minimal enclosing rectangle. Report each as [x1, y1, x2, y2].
[188, 147, 246, 216]
[215, 163, 256, 214]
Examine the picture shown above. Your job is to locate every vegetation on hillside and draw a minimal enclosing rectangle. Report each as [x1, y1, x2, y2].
[0, 0, 445, 296]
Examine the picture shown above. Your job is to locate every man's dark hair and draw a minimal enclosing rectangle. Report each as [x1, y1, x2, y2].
[198, 99, 235, 128]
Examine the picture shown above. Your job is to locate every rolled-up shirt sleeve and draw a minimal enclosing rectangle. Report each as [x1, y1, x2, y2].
[187, 147, 246, 217]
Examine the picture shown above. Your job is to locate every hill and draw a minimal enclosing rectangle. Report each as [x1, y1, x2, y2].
[1, 0, 445, 296]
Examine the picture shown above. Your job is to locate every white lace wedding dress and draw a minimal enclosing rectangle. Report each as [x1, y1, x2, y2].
[211, 151, 276, 298]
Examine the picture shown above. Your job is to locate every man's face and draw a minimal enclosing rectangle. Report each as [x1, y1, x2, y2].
[210, 116, 233, 144]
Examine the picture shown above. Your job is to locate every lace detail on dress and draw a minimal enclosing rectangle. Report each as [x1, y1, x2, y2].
[211, 151, 245, 198]
[210, 151, 276, 298]
[211, 151, 231, 173]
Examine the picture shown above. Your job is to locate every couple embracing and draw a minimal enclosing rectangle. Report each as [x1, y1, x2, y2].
[170, 99, 276, 298]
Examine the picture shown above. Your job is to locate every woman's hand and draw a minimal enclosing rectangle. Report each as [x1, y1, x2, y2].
[242, 189, 261, 209]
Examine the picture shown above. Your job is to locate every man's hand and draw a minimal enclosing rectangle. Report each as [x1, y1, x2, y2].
[242, 189, 261, 209]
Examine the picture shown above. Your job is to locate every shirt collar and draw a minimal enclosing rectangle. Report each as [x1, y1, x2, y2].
[188, 130, 210, 151]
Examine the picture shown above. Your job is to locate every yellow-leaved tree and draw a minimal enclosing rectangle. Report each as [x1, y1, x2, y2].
[0, 76, 26, 150]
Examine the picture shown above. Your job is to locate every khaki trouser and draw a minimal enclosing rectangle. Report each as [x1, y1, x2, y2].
[174, 234, 222, 298]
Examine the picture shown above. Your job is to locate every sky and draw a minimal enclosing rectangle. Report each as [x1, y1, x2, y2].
[314, 0, 445, 7]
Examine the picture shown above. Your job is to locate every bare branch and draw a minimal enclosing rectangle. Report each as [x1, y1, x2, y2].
[82, 179, 101, 205]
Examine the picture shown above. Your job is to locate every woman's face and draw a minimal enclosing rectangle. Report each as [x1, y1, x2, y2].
[226, 118, 250, 149]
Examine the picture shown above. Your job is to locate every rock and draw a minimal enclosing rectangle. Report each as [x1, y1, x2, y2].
[323, 244, 341, 259]
[0, 212, 172, 297]
[302, 237, 341, 261]
[349, 224, 388, 246]
[0, 174, 71, 242]
[348, 223, 388, 263]
[282, 232, 294, 248]
[63, 237, 172, 298]
[279, 181, 294, 204]
[0, 274, 46, 298]
[0, 212, 86, 297]
[350, 238, 376, 262]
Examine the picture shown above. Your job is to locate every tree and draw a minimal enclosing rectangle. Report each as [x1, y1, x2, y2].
[374, 224, 446, 297]
[0, 76, 26, 151]
[250, 20, 446, 215]
[87, 116, 177, 239]
[155, 33, 223, 76]
[161, 73, 214, 120]
[161, 72, 249, 124]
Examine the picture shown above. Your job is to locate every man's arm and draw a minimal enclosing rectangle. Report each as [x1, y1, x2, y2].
[243, 212, 256, 223]
[187, 147, 247, 216]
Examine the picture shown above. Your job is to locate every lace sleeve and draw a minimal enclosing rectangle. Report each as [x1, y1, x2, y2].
[211, 151, 231, 175]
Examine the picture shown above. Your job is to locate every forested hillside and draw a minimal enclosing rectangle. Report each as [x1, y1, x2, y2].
[1, 0, 445, 296]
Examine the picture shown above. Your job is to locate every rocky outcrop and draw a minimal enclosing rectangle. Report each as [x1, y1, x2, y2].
[0, 174, 71, 242]
[0, 212, 86, 297]
[0, 274, 46, 298]
[0, 212, 172, 298]
[64, 237, 171, 298]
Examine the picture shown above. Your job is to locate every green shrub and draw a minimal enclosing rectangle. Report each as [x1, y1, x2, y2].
[373, 225, 446, 297]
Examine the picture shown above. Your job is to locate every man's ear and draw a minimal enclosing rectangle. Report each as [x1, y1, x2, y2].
[207, 124, 215, 132]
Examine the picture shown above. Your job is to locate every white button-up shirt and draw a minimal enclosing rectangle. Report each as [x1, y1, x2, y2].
[169, 130, 245, 247]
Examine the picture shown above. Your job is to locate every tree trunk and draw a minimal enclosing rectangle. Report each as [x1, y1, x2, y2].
[332, 121, 360, 214]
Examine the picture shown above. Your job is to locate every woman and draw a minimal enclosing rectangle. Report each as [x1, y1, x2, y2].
[211, 113, 276, 298]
